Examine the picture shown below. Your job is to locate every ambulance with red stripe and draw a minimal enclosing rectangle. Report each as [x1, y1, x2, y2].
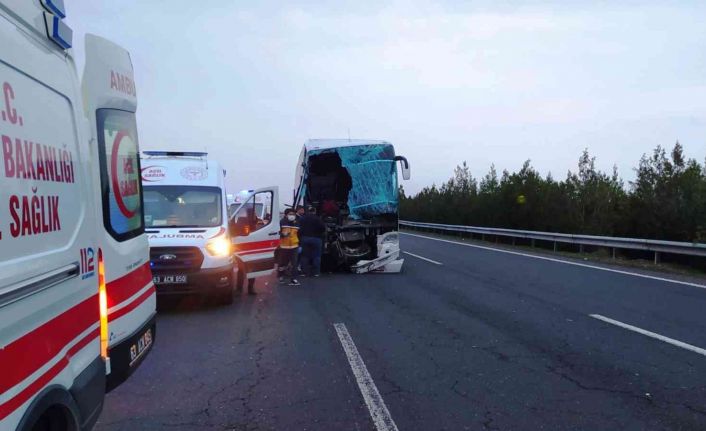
[0, 1, 155, 430]
[141, 152, 238, 303]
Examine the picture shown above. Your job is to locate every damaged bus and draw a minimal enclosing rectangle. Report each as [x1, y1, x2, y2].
[292, 139, 411, 273]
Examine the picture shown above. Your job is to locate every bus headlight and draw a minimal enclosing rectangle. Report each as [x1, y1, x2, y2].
[206, 235, 232, 257]
[379, 232, 399, 247]
[377, 232, 400, 255]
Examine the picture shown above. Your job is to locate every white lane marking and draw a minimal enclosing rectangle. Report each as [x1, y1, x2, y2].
[403, 251, 442, 265]
[333, 323, 399, 431]
[402, 232, 706, 290]
[590, 314, 706, 357]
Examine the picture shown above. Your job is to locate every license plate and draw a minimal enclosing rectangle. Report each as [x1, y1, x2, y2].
[129, 328, 153, 367]
[153, 274, 187, 284]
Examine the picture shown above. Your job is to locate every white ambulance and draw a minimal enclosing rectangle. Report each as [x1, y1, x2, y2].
[0, 1, 155, 430]
[141, 152, 237, 303]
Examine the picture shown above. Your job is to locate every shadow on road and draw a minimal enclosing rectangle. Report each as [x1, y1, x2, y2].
[154, 278, 276, 314]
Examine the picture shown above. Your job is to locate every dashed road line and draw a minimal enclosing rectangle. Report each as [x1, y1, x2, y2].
[590, 314, 706, 358]
[334, 323, 399, 431]
[403, 251, 442, 265]
[402, 232, 706, 290]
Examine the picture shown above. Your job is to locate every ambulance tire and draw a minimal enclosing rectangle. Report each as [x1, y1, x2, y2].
[219, 290, 234, 306]
[17, 387, 80, 431]
[218, 278, 235, 306]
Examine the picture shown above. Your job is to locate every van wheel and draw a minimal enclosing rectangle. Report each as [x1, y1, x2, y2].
[219, 290, 233, 305]
[218, 277, 235, 305]
[30, 405, 76, 431]
[18, 389, 80, 431]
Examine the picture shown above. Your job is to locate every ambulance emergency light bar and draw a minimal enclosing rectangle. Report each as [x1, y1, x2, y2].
[41, 0, 72, 50]
[41, 0, 66, 18]
[143, 151, 208, 157]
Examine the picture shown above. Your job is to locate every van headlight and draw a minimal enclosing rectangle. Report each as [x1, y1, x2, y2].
[206, 235, 232, 257]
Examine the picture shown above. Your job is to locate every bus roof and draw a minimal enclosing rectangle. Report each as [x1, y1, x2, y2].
[304, 139, 392, 151]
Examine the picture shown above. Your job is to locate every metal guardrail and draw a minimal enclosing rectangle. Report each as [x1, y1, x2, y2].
[400, 220, 706, 262]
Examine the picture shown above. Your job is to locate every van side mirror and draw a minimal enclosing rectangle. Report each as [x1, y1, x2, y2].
[395, 155, 411, 180]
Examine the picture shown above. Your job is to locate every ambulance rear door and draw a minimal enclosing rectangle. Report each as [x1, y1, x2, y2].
[82, 34, 155, 391]
[230, 186, 280, 287]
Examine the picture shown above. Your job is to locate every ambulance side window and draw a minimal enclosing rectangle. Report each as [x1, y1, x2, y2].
[96, 109, 144, 241]
[232, 197, 255, 236]
[230, 192, 273, 235]
[255, 191, 273, 229]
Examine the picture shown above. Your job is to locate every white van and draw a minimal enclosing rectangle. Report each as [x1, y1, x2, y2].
[1, 1, 155, 430]
[140, 152, 235, 303]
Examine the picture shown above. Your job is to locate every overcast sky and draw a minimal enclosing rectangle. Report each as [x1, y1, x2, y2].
[67, 1, 706, 197]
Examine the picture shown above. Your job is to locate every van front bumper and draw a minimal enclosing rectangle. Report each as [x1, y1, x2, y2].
[152, 264, 234, 296]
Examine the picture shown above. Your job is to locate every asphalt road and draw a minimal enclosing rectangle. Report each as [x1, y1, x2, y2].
[96, 233, 706, 430]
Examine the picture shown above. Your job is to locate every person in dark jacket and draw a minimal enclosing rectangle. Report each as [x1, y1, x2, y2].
[298, 206, 326, 277]
[295, 205, 306, 220]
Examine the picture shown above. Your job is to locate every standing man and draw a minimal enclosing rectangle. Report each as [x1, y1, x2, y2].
[299, 206, 326, 277]
[278, 208, 300, 286]
[295, 205, 306, 220]
[295, 205, 306, 272]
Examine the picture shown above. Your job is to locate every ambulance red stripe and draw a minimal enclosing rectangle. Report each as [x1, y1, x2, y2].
[238, 247, 277, 256]
[0, 327, 99, 420]
[233, 239, 280, 252]
[0, 295, 99, 396]
[106, 262, 153, 309]
[108, 285, 155, 322]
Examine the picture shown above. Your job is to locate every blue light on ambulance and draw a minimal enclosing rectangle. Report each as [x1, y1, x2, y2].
[41, 0, 66, 18]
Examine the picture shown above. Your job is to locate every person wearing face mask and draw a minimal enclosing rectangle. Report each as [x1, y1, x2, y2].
[277, 208, 301, 286]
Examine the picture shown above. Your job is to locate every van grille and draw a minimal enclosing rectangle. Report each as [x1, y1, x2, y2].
[149, 247, 204, 271]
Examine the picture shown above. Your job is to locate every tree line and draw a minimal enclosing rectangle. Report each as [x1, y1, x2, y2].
[399, 142, 706, 243]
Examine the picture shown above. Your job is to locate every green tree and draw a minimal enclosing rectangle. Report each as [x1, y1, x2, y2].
[400, 141, 705, 243]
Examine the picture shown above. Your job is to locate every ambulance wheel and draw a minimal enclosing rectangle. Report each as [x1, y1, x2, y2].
[219, 277, 235, 305]
[17, 388, 81, 431]
[218, 290, 233, 305]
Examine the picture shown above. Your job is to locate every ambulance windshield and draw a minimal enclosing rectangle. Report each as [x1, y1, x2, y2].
[143, 186, 222, 228]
